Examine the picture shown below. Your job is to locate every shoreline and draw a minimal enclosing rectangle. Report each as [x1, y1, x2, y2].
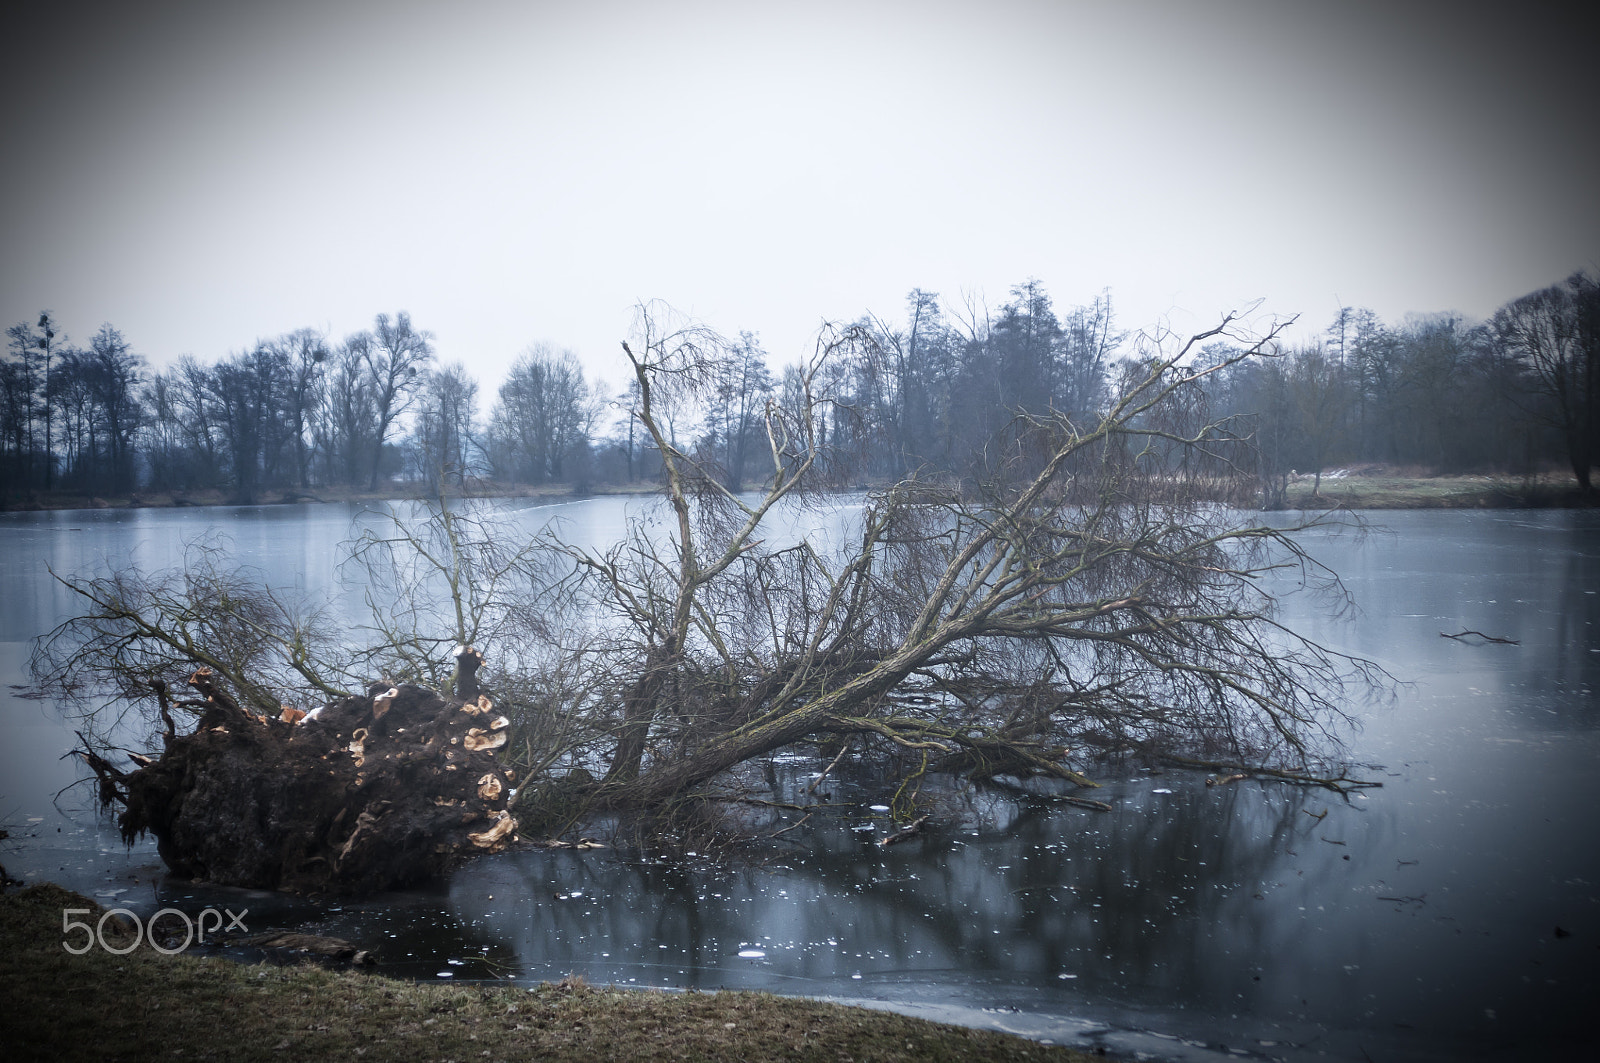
[1, 882, 1103, 1063]
[2, 469, 1591, 515]
[1276, 467, 1591, 510]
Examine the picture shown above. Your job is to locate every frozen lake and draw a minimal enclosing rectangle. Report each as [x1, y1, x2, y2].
[2, 501, 1596, 1062]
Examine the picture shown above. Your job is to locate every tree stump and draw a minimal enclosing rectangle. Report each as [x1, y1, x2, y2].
[82, 663, 518, 894]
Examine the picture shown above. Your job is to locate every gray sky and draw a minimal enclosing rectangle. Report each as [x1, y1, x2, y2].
[3, 0, 1595, 394]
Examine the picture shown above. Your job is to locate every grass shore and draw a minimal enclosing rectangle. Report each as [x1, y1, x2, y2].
[0, 883, 1101, 1063]
[3, 468, 1591, 514]
[1279, 467, 1590, 509]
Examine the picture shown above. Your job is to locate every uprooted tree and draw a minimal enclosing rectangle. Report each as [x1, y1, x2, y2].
[71, 659, 518, 894]
[37, 302, 1380, 893]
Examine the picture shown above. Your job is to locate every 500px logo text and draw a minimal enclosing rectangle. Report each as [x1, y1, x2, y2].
[62, 906, 248, 954]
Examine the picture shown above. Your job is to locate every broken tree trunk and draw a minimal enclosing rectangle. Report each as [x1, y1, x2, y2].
[78, 653, 519, 894]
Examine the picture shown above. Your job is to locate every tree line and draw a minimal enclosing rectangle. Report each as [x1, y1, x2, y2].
[4, 270, 1596, 504]
[0, 311, 604, 503]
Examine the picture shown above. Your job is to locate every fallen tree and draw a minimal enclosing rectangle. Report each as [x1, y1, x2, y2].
[38, 302, 1382, 891]
[533, 305, 1380, 820]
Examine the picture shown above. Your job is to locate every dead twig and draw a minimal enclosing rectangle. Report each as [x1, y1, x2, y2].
[1156, 752, 1379, 793]
[877, 813, 930, 847]
[807, 740, 852, 795]
[728, 797, 809, 811]
[770, 813, 812, 838]
[1440, 629, 1519, 645]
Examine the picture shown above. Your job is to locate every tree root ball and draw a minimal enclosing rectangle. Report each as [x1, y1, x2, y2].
[93, 672, 518, 894]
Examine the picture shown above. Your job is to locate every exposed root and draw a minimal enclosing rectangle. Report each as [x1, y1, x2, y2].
[73, 671, 519, 893]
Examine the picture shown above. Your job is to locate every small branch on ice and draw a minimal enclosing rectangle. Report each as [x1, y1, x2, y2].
[1440, 630, 1519, 645]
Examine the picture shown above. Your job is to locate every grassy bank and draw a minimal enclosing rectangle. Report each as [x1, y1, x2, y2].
[0, 883, 1100, 1063]
[1280, 469, 1590, 510]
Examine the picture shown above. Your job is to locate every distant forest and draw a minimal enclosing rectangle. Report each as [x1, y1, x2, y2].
[3, 271, 1596, 506]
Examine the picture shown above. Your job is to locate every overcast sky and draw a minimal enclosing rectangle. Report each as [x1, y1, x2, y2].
[3, 0, 1595, 394]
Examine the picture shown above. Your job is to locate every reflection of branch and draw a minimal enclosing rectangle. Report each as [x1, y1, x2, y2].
[807, 739, 852, 794]
[728, 797, 807, 811]
[1441, 630, 1519, 645]
[770, 812, 811, 838]
[980, 774, 1113, 812]
[1156, 752, 1379, 793]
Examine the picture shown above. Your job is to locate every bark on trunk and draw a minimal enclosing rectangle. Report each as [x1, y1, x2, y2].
[603, 648, 672, 783]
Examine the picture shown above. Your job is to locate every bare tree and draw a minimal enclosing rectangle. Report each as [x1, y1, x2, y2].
[1284, 342, 1350, 496]
[317, 335, 378, 486]
[207, 344, 291, 503]
[701, 331, 774, 491]
[0, 330, 30, 492]
[169, 356, 226, 488]
[0, 312, 68, 491]
[362, 312, 435, 491]
[1493, 270, 1599, 491]
[487, 344, 596, 485]
[85, 325, 144, 489]
[867, 287, 950, 476]
[3, 320, 45, 489]
[34, 312, 62, 490]
[260, 328, 329, 491]
[1056, 289, 1120, 418]
[412, 362, 480, 490]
